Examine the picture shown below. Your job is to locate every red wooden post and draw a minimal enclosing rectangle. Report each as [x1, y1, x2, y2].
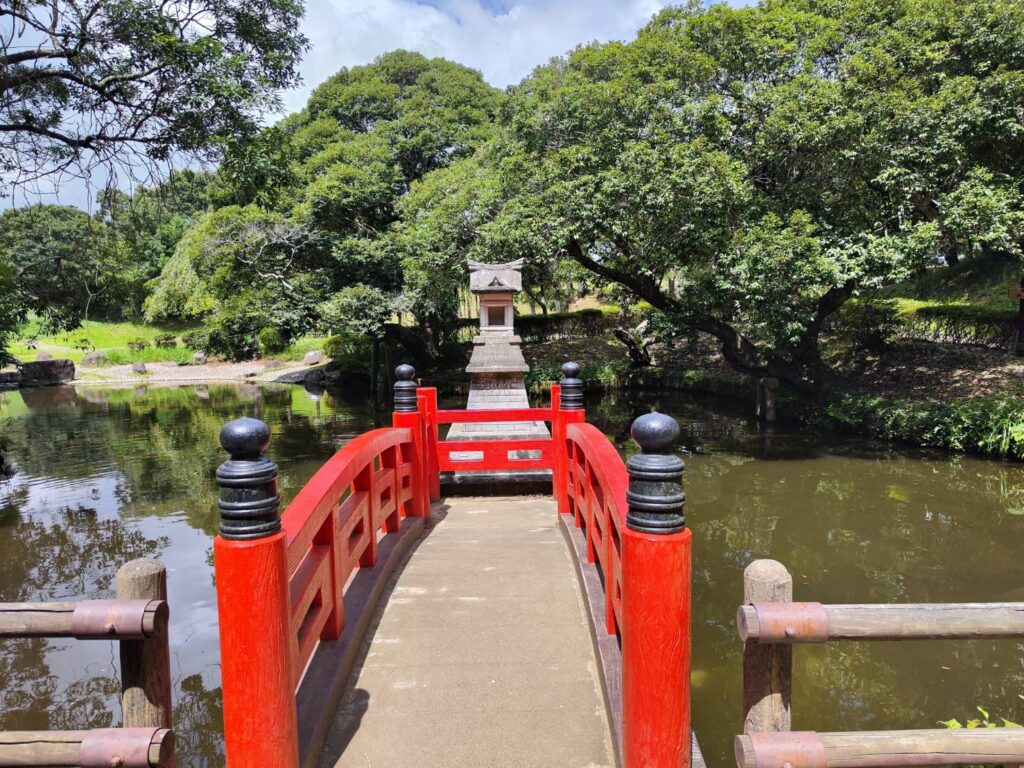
[213, 418, 300, 768]
[621, 412, 691, 768]
[419, 386, 441, 501]
[392, 364, 429, 518]
[555, 362, 585, 514]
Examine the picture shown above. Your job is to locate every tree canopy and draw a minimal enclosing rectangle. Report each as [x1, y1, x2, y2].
[0, 0, 307, 192]
[4, 1, 1024, 385]
[399, 0, 1024, 390]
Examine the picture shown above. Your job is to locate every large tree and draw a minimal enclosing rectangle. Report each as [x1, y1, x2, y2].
[0, 0, 307, 192]
[410, 0, 1024, 392]
[148, 51, 502, 358]
[0, 204, 121, 326]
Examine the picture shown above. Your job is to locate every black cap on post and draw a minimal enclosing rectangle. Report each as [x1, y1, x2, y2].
[626, 412, 686, 534]
[560, 361, 583, 410]
[393, 364, 418, 413]
[216, 417, 281, 540]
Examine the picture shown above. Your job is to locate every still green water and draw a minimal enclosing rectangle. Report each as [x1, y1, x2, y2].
[1, 383, 1023, 766]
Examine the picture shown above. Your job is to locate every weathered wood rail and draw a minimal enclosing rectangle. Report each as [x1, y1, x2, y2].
[213, 361, 698, 768]
[737, 559, 1024, 768]
[0, 559, 174, 767]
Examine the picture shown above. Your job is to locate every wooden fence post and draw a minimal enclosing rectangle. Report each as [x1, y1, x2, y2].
[742, 559, 793, 734]
[621, 412, 691, 768]
[116, 559, 173, 743]
[392, 364, 428, 518]
[213, 417, 299, 768]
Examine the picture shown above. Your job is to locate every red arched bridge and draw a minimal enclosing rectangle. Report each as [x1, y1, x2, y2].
[207, 362, 1024, 768]
[6, 364, 1024, 767]
[214, 363, 693, 768]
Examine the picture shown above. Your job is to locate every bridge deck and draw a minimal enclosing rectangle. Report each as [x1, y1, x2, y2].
[317, 496, 616, 768]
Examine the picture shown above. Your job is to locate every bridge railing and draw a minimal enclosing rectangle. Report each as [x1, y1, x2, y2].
[0, 559, 174, 767]
[213, 361, 695, 768]
[562, 409, 694, 768]
[736, 559, 1024, 768]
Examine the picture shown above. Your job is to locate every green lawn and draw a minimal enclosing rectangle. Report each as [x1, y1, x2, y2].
[10, 319, 198, 365]
[879, 252, 1021, 311]
[9, 319, 327, 367]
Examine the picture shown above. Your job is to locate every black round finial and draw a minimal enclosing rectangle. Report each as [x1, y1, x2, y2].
[219, 417, 271, 459]
[216, 417, 281, 540]
[559, 360, 584, 410]
[626, 411, 685, 534]
[630, 411, 681, 454]
[393, 363, 418, 413]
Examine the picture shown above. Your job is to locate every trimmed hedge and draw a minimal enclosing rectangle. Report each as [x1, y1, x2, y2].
[900, 304, 1017, 349]
[454, 308, 617, 343]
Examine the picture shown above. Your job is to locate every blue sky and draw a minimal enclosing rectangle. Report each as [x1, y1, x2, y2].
[10, 0, 749, 209]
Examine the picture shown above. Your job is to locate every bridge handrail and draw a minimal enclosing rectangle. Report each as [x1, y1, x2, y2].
[281, 426, 418, 682]
[435, 407, 553, 424]
[565, 422, 628, 633]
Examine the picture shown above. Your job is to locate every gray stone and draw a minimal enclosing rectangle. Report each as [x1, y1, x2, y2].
[19, 359, 75, 387]
[304, 368, 327, 386]
[0, 370, 20, 389]
[35, 350, 53, 361]
[132, 362, 147, 374]
[302, 350, 323, 365]
[192, 351, 207, 365]
[80, 351, 108, 367]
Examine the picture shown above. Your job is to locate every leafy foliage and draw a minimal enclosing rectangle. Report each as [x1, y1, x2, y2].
[824, 394, 1024, 460]
[1, 0, 307, 193]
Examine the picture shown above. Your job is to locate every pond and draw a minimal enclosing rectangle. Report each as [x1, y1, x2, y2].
[1, 383, 1023, 766]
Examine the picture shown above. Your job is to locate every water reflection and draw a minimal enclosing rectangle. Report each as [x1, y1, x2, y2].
[0, 383, 381, 766]
[1, 384, 1023, 766]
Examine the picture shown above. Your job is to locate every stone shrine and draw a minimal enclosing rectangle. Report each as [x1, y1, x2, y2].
[446, 259, 549, 448]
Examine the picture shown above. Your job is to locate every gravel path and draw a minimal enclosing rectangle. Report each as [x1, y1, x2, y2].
[74, 359, 320, 385]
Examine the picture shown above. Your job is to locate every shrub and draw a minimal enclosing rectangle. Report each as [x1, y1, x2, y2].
[903, 304, 1016, 348]
[153, 332, 178, 349]
[126, 337, 150, 354]
[835, 299, 901, 354]
[181, 329, 208, 351]
[823, 394, 1024, 460]
[205, 314, 259, 361]
[258, 327, 286, 356]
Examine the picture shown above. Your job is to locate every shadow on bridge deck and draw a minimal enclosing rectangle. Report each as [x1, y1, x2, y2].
[317, 496, 616, 768]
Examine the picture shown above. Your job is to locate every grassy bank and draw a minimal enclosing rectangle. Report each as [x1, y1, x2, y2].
[819, 394, 1024, 461]
[9, 319, 328, 367]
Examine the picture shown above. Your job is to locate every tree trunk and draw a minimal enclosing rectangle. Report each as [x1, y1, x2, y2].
[614, 311, 652, 368]
[370, 338, 380, 409]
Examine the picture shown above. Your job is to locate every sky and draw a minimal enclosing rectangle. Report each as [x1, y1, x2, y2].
[9, 0, 735, 210]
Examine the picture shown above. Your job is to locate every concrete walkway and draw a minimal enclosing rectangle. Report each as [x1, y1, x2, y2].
[318, 497, 615, 768]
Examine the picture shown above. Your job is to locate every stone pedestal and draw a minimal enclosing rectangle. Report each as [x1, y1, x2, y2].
[445, 263, 550, 492]
[447, 335, 548, 443]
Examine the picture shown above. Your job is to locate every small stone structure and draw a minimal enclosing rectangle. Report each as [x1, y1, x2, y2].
[447, 260, 549, 460]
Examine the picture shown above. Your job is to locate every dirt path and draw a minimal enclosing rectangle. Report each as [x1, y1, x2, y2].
[73, 359, 322, 386]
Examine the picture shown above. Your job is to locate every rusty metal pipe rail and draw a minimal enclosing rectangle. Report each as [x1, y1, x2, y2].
[738, 602, 1024, 643]
[0, 600, 167, 639]
[0, 727, 173, 767]
[736, 729, 1024, 768]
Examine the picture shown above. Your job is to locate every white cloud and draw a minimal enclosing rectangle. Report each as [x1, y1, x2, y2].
[281, 0, 676, 113]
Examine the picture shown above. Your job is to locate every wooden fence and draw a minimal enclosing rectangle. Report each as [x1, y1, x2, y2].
[0, 558, 174, 767]
[737, 559, 1024, 768]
